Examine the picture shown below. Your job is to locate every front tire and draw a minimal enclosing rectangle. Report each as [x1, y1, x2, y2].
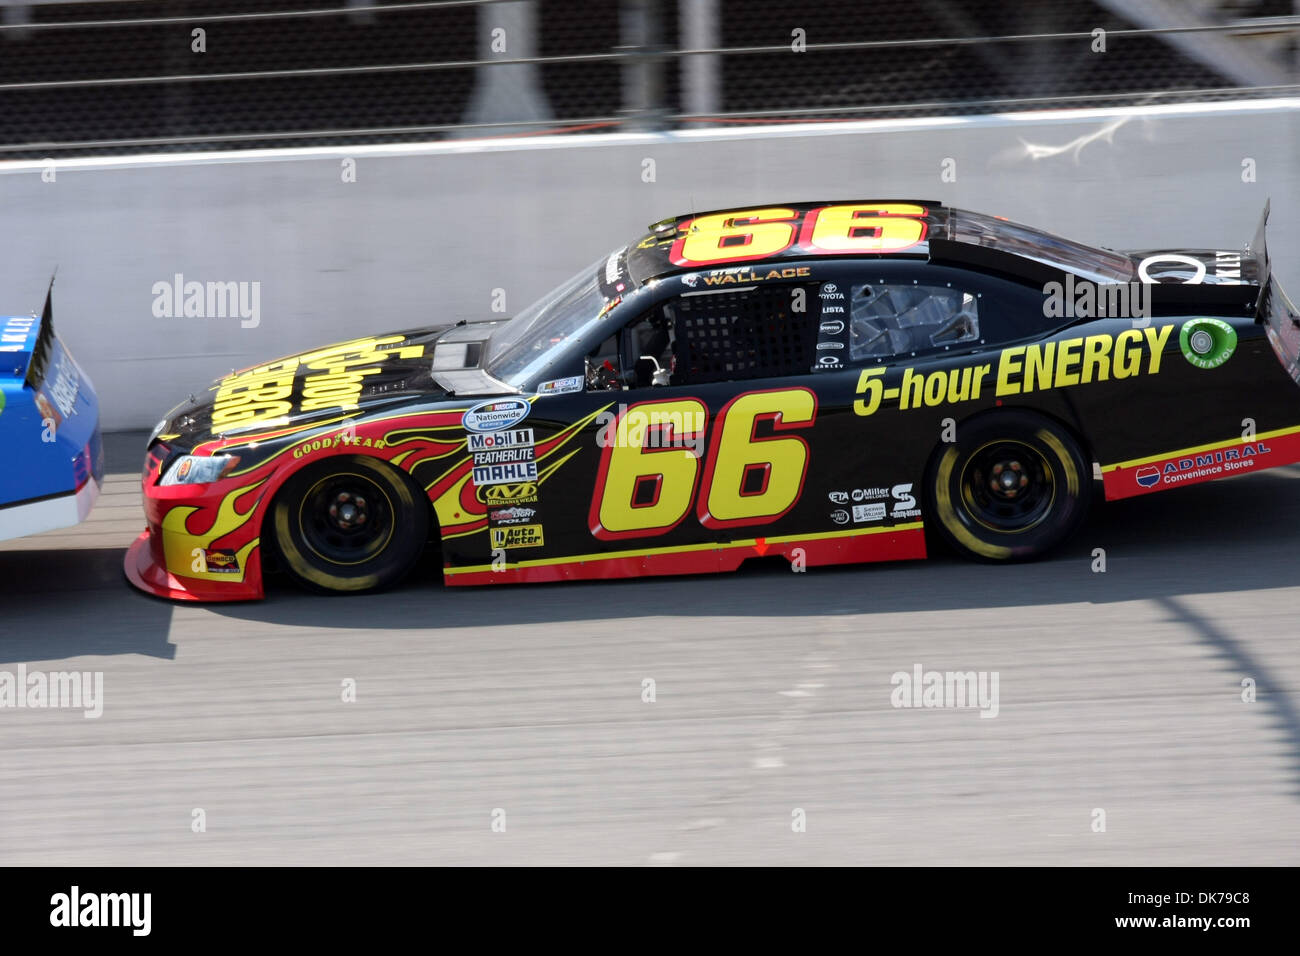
[927, 410, 1090, 562]
[271, 456, 429, 594]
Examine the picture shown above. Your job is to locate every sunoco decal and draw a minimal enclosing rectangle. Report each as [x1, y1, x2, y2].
[463, 398, 530, 433]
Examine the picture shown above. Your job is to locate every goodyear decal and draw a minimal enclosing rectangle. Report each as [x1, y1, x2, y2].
[293, 434, 388, 458]
[854, 325, 1174, 417]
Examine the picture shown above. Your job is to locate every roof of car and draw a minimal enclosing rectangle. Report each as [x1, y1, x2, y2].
[626, 200, 951, 284]
[618, 200, 1261, 313]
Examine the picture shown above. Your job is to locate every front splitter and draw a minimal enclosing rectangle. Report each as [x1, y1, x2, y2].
[124, 530, 264, 602]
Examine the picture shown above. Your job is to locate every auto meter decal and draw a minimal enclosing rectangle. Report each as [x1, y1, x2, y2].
[1180, 318, 1237, 370]
[462, 398, 530, 433]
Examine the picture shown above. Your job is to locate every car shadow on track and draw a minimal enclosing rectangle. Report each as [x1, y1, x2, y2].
[210, 466, 1300, 796]
[0, 547, 177, 664]
[212, 467, 1300, 630]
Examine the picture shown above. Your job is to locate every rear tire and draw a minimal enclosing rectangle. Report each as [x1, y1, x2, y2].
[926, 410, 1090, 562]
[271, 456, 429, 594]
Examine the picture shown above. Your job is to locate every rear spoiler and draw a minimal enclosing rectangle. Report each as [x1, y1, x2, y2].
[1249, 200, 1271, 290]
[0, 276, 55, 382]
[1255, 201, 1300, 382]
[23, 278, 57, 391]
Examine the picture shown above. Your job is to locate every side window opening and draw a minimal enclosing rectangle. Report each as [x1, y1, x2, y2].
[669, 283, 818, 384]
[585, 332, 622, 390]
[618, 282, 821, 388]
[848, 283, 979, 362]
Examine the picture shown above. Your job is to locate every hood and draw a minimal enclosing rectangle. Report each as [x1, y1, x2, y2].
[157, 321, 507, 445]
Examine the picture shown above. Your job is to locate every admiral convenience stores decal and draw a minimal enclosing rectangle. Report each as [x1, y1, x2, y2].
[1134, 441, 1272, 489]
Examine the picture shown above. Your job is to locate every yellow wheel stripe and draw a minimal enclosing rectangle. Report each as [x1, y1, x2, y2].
[934, 445, 1012, 560]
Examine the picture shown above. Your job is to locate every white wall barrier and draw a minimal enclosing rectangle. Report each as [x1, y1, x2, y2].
[1, 98, 1296, 430]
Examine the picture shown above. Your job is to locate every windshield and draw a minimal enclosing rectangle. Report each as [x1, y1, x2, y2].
[952, 210, 1135, 283]
[485, 257, 611, 386]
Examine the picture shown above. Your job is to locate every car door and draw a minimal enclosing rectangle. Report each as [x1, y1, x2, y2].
[584, 273, 825, 571]
[787, 261, 1051, 557]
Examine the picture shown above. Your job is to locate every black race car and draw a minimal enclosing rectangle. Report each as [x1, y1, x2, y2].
[126, 200, 1300, 600]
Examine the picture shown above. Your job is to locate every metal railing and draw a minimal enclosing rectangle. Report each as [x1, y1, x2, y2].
[0, 0, 1295, 156]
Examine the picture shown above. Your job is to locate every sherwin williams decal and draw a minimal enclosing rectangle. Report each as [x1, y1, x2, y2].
[1180, 318, 1237, 369]
[462, 398, 530, 433]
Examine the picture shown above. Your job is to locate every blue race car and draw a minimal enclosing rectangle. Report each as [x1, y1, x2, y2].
[0, 283, 103, 542]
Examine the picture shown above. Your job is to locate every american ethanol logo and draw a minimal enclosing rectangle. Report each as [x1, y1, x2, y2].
[1180, 318, 1237, 370]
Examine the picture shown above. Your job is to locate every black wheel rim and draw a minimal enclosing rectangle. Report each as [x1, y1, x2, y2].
[959, 440, 1055, 533]
[298, 472, 394, 566]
